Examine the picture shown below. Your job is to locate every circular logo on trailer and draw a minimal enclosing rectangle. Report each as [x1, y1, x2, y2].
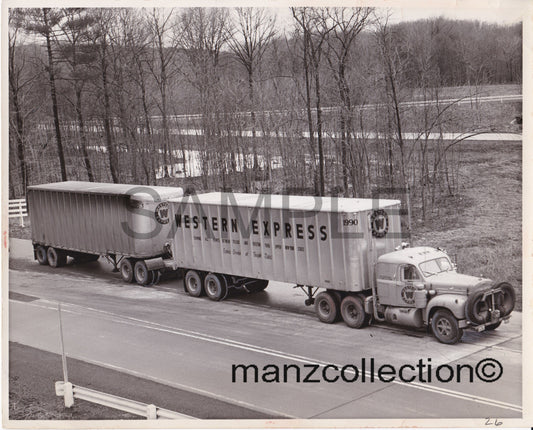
[401, 285, 416, 304]
[155, 202, 170, 224]
[371, 209, 389, 238]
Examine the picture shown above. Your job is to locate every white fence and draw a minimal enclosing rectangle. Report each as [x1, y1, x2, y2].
[55, 381, 194, 420]
[8, 198, 27, 227]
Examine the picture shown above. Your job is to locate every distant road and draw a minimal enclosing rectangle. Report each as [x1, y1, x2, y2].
[42, 93, 522, 132]
[157, 93, 523, 121]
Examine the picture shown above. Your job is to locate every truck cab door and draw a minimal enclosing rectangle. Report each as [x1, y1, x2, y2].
[394, 264, 422, 307]
[375, 262, 398, 306]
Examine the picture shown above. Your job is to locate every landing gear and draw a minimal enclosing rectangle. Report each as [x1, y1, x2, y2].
[295, 285, 319, 306]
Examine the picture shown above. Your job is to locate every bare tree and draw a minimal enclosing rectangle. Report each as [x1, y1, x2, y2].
[291, 7, 337, 196]
[56, 8, 97, 181]
[322, 7, 374, 196]
[146, 8, 180, 177]
[24, 8, 68, 181]
[374, 14, 412, 231]
[227, 8, 276, 182]
[177, 7, 231, 189]
[89, 8, 120, 183]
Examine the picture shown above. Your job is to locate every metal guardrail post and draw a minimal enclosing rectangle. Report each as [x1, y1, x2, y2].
[147, 404, 157, 419]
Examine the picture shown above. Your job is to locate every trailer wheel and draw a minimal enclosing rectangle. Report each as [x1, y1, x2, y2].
[431, 309, 463, 344]
[35, 246, 48, 265]
[120, 259, 135, 283]
[134, 260, 150, 286]
[47, 247, 67, 268]
[340, 295, 369, 328]
[184, 270, 204, 297]
[204, 273, 228, 301]
[315, 291, 340, 324]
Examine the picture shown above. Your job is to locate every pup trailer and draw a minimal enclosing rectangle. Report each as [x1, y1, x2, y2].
[27, 181, 183, 285]
[147, 192, 515, 344]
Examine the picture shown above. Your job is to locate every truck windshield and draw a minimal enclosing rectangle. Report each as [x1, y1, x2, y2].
[419, 257, 453, 277]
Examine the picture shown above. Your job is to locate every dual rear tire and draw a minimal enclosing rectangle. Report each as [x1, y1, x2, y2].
[184, 270, 228, 301]
[120, 258, 160, 286]
[315, 291, 369, 328]
[44, 246, 67, 268]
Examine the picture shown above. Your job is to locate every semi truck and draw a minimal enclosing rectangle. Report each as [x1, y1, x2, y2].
[146, 192, 515, 344]
[27, 181, 183, 285]
[28, 183, 515, 344]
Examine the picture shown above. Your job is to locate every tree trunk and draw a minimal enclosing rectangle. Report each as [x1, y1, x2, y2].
[75, 87, 94, 182]
[314, 69, 325, 196]
[43, 8, 67, 181]
[100, 41, 119, 183]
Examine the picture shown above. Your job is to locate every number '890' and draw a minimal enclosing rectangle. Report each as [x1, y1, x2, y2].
[343, 218, 358, 226]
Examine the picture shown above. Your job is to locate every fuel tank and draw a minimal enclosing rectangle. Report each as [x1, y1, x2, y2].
[384, 306, 424, 328]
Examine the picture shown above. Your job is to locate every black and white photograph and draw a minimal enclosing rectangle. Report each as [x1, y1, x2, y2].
[3, 0, 530, 426]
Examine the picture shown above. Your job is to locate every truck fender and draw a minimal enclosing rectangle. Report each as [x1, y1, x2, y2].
[424, 295, 467, 323]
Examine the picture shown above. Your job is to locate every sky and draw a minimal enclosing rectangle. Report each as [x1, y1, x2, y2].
[271, 1, 526, 29]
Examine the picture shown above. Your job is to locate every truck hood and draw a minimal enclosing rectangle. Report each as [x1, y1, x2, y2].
[427, 272, 493, 294]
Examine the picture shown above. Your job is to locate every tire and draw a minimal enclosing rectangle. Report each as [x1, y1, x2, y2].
[494, 282, 515, 317]
[465, 289, 491, 325]
[315, 291, 340, 324]
[485, 321, 502, 331]
[120, 258, 135, 283]
[431, 309, 463, 344]
[340, 295, 369, 328]
[247, 279, 269, 293]
[184, 270, 204, 297]
[204, 273, 228, 301]
[47, 247, 67, 268]
[134, 260, 150, 285]
[35, 246, 48, 265]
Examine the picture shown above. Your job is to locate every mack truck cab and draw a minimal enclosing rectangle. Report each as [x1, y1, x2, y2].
[370, 246, 515, 344]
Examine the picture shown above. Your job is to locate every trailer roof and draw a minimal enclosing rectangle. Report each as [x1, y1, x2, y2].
[169, 192, 401, 213]
[27, 181, 183, 201]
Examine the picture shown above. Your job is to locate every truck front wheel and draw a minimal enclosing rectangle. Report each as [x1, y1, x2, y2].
[315, 291, 340, 324]
[431, 310, 463, 344]
[340, 295, 369, 329]
[184, 270, 204, 297]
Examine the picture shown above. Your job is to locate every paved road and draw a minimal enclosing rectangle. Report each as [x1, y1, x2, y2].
[8, 238, 522, 420]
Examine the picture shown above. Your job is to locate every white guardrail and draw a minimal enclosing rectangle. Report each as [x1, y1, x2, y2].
[55, 381, 195, 420]
[9, 198, 28, 227]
